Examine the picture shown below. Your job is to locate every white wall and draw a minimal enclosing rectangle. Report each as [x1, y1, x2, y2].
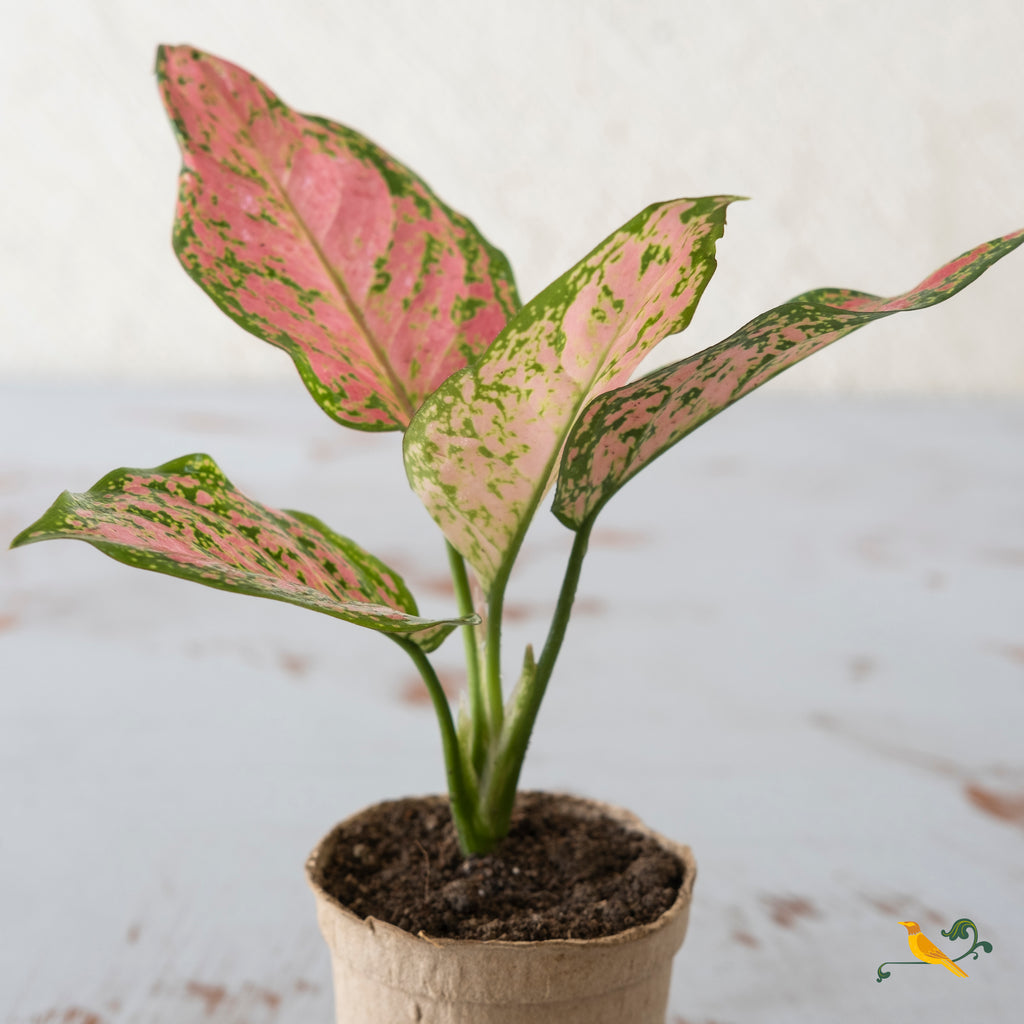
[4, 0, 1023, 392]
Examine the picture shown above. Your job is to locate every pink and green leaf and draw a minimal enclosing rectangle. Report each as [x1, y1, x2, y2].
[11, 453, 473, 652]
[403, 196, 740, 591]
[157, 45, 520, 432]
[553, 227, 1024, 530]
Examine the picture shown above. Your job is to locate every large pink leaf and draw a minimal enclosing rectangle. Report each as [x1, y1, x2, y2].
[11, 453, 473, 652]
[553, 227, 1024, 529]
[157, 45, 520, 431]
[404, 197, 739, 589]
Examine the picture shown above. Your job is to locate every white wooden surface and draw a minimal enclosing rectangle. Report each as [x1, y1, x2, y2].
[2, 383, 1023, 1022]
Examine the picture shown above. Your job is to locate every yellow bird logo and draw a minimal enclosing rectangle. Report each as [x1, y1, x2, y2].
[899, 921, 968, 977]
[877, 917, 990, 981]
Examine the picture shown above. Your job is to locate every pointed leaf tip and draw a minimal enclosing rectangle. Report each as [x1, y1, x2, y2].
[157, 45, 519, 432]
[404, 196, 739, 590]
[14, 453, 473, 652]
[553, 225, 1024, 529]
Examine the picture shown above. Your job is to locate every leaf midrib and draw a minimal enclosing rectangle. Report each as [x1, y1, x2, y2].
[486, 206, 695, 583]
[203, 62, 416, 423]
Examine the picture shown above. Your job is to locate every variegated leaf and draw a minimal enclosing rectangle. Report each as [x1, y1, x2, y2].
[554, 227, 1024, 529]
[11, 453, 473, 652]
[157, 45, 520, 431]
[404, 197, 739, 589]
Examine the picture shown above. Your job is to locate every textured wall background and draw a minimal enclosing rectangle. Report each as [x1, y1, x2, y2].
[4, 0, 1023, 392]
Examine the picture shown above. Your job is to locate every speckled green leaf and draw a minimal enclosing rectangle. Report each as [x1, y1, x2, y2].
[553, 227, 1024, 529]
[157, 45, 519, 431]
[11, 454, 473, 651]
[404, 197, 738, 591]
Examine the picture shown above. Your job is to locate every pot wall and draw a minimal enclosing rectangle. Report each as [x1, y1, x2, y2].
[306, 794, 696, 1024]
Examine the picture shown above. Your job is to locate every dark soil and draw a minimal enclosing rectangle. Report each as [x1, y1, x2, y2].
[314, 791, 684, 941]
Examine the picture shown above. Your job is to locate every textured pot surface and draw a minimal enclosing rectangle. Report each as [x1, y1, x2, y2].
[306, 793, 696, 1024]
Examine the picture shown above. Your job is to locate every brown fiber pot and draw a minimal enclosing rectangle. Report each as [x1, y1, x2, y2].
[305, 794, 696, 1024]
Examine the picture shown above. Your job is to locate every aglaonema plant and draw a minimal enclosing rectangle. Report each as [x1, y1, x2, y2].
[12, 45, 1023, 855]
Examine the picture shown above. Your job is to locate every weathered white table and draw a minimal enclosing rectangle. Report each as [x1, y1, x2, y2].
[2, 383, 1022, 1022]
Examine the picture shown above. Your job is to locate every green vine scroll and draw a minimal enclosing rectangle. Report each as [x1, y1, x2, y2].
[876, 919, 993, 982]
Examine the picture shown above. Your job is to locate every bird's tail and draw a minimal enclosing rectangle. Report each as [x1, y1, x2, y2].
[941, 959, 968, 978]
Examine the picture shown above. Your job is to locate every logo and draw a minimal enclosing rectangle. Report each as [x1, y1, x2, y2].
[876, 918, 992, 982]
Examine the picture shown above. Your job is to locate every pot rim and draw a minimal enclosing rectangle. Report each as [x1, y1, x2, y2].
[305, 790, 696, 950]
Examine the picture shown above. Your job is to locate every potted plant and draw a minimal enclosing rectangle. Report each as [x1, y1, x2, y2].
[10, 45, 1022, 1023]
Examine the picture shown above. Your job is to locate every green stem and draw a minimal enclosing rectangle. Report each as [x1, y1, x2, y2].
[482, 515, 595, 832]
[445, 542, 485, 771]
[532, 517, 594, 698]
[390, 635, 483, 854]
[484, 576, 507, 739]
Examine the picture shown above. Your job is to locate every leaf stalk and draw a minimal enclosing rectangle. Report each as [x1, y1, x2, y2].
[477, 516, 595, 844]
[390, 635, 484, 854]
[446, 542, 486, 773]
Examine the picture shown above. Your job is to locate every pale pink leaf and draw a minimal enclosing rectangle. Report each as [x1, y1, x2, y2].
[404, 197, 739, 589]
[554, 227, 1024, 529]
[11, 453, 473, 652]
[158, 45, 519, 431]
